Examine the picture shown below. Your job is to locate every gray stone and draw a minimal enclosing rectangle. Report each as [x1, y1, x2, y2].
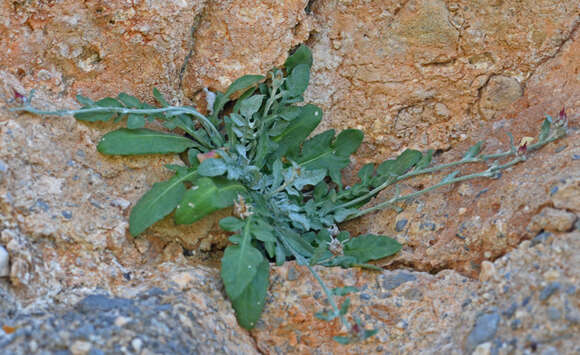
[76, 295, 136, 313]
[539, 282, 561, 301]
[465, 311, 501, 352]
[381, 271, 416, 290]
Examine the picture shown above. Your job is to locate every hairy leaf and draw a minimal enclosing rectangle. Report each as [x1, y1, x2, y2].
[285, 64, 310, 97]
[539, 116, 552, 142]
[197, 158, 227, 177]
[97, 128, 196, 155]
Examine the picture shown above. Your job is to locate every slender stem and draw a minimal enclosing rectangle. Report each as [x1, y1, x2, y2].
[347, 156, 525, 220]
[10, 104, 224, 146]
[278, 234, 350, 330]
[334, 131, 565, 212]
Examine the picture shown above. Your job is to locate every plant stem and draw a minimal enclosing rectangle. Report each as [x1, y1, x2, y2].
[334, 131, 564, 212]
[278, 235, 351, 330]
[346, 156, 525, 220]
[10, 104, 224, 146]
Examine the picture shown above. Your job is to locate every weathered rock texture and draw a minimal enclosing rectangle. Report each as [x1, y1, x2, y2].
[0, 0, 579, 354]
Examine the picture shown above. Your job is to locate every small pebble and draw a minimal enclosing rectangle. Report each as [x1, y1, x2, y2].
[479, 261, 496, 282]
[473, 342, 491, 355]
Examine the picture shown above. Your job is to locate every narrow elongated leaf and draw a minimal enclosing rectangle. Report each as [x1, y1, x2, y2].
[441, 170, 460, 183]
[97, 128, 196, 155]
[221, 227, 264, 300]
[285, 45, 313, 72]
[343, 234, 401, 263]
[174, 177, 245, 224]
[129, 168, 198, 236]
[376, 149, 423, 179]
[332, 286, 359, 296]
[231, 258, 269, 329]
[463, 141, 484, 160]
[539, 116, 552, 142]
[153, 87, 169, 107]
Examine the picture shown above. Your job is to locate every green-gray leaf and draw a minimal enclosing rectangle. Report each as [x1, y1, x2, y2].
[231, 258, 269, 329]
[97, 128, 196, 155]
[343, 234, 401, 263]
[463, 141, 484, 160]
[539, 116, 552, 142]
[219, 216, 245, 232]
[74, 97, 124, 122]
[174, 177, 245, 225]
[197, 158, 227, 177]
[221, 227, 264, 300]
[285, 64, 310, 97]
[271, 104, 322, 159]
[129, 169, 198, 236]
[284, 45, 313, 72]
[212, 75, 265, 117]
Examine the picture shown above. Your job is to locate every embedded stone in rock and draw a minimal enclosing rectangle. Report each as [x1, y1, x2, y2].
[527, 207, 577, 234]
[479, 75, 522, 120]
[381, 270, 416, 290]
[465, 311, 501, 353]
[551, 177, 580, 212]
[76, 294, 137, 313]
[0, 245, 8, 277]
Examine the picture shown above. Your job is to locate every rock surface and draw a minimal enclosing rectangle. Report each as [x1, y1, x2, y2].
[0, 0, 579, 354]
